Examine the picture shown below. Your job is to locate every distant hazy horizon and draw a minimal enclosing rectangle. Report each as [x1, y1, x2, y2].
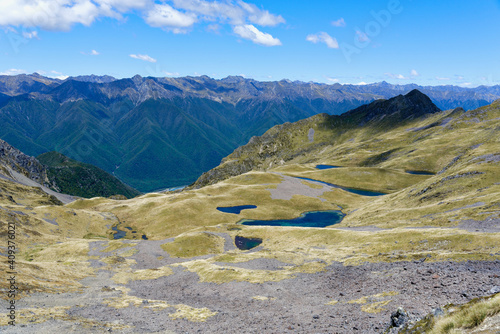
[3, 72, 500, 90]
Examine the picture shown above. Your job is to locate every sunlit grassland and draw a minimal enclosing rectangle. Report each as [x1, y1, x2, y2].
[68, 171, 340, 239]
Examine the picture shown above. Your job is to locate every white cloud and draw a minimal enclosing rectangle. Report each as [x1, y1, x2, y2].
[22, 30, 38, 39]
[171, 0, 244, 25]
[306, 32, 339, 49]
[0, 0, 285, 45]
[459, 82, 472, 87]
[356, 30, 370, 43]
[49, 70, 68, 79]
[410, 69, 419, 77]
[81, 49, 100, 55]
[94, 0, 151, 12]
[0, 68, 27, 76]
[130, 54, 157, 63]
[0, 0, 105, 31]
[354, 81, 368, 85]
[326, 77, 340, 83]
[237, 1, 285, 26]
[385, 73, 408, 80]
[145, 4, 197, 32]
[170, 0, 285, 27]
[233, 24, 281, 46]
[0, 0, 156, 31]
[436, 76, 450, 81]
[331, 18, 346, 27]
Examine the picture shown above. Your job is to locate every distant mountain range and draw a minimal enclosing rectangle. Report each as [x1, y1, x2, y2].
[1, 73, 499, 191]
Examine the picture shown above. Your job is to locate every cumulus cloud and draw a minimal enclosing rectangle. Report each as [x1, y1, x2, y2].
[0, 0, 105, 31]
[0, 0, 285, 45]
[170, 0, 285, 27]
[95, 0, 151, 12]
[331, 18, 346, 27]
[0, 68, 27, 76]
[411, 69, 419, 77]
[306, 32, 339, 49]
[237, 1, 285, 26]
[130, 54, 157, 63]
[145, 3, 197, 32]
[233, 24, 281, 46]
[0, 0, 154, 31]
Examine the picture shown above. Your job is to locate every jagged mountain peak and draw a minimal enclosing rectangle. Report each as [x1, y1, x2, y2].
[220, 75, 248, 83]
[343, 89, 441, 125]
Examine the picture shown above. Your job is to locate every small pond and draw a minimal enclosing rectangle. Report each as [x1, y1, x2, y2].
[315, 164, 342, 170]
[234, 236, 262, 250]
[217, 205, 257, 214]
[241, 210, 344, 228]
[406, 170, 435, 176]
[112, 225, 148, 240]
[296, 177, 386, 197]
[112, 226, 127, 239]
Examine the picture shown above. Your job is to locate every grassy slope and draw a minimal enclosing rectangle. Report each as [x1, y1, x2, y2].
[0, 177, 119, 294]
[38, 151, 141, 199]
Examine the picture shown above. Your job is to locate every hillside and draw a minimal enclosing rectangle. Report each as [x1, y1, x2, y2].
[1, 74, 499, 191]
[38, 151, 141, 199]
[0, 91, 499, 333]
[192, 90, 442, 188]
[0, 140, 139, 200]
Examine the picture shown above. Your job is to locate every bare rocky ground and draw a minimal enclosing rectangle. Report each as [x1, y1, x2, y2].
[3, 239, 499, 334]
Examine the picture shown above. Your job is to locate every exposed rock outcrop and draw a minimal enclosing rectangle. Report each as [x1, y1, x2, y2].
[0, 139, 51, 187]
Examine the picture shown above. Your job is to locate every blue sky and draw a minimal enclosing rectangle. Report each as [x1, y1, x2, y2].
[0, 0, 499, 87]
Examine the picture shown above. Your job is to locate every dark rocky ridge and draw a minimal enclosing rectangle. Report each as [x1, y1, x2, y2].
[0, 139, 140, 199]
[38, 151, 141, 199]
[0, 138, 50, 187]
